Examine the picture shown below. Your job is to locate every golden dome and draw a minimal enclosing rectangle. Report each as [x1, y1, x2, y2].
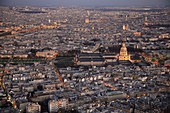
[119, 42, 131, 61]
[120, 43, 127, 56]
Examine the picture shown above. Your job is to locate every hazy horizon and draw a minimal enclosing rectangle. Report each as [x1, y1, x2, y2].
[0, 0, 170, 7]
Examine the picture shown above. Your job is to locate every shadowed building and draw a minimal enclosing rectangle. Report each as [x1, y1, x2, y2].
[102, 54, 118, 65]
[76, 53, 106, 66]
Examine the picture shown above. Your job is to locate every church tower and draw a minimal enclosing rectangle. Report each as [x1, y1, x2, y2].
[123, 15, 129, 30]
[145, 16, 148, 25]
[119, 43, 130, 61]
[85, 18, 89, 24]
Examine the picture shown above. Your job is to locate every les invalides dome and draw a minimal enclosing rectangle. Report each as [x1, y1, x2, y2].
[119, 43, 131, 61]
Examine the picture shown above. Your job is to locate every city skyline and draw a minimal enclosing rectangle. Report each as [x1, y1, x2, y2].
[0, 0, 170, 112]
[0, 0, 170, 7]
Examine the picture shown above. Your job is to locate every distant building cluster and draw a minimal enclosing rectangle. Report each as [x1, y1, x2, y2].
[0, 6, 169, 113]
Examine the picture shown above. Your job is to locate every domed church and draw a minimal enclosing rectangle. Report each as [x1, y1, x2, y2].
[119, 43, 131, 61]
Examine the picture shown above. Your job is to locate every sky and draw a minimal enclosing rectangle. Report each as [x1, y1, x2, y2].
[0, 0, 170, 7]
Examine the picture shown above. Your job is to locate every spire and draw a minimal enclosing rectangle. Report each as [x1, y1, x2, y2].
[123, 42, 126, 47]
[126, 15, 128, 21]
